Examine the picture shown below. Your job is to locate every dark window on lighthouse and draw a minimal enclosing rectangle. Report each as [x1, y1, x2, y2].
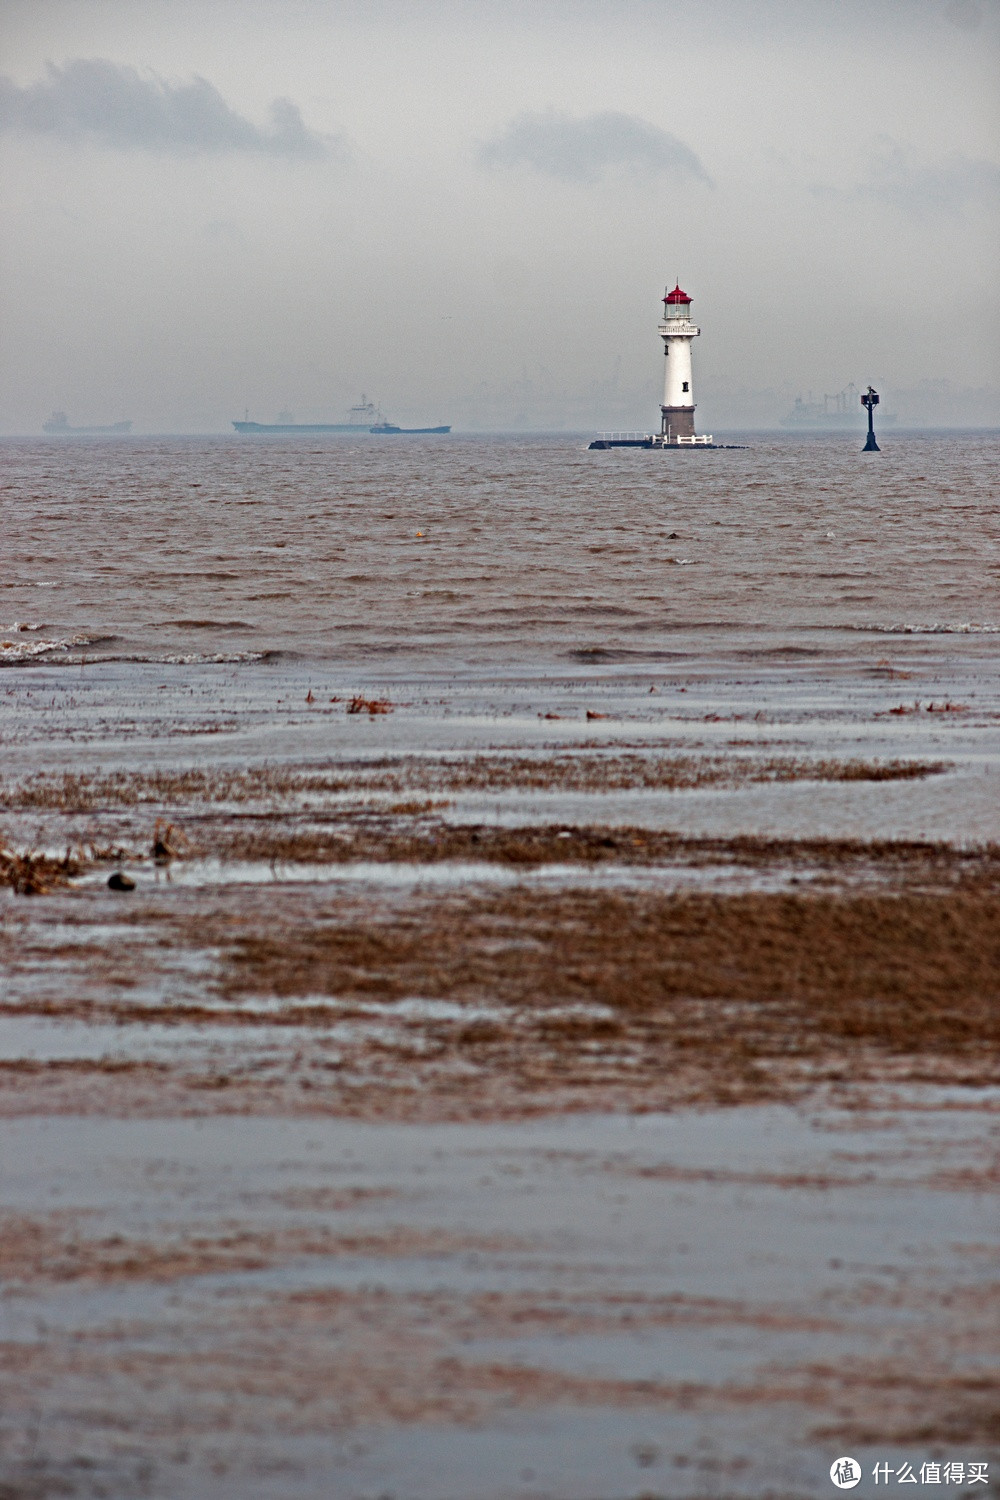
[682, 381, 689, 392]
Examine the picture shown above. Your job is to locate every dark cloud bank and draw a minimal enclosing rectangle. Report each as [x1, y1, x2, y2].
[0, 58, 333, 158]
[478, 110, 711, 186]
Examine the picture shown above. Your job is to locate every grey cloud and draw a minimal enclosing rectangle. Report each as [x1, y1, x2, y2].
[811, 140, 1000, 218]
[856, 142, 999, 217]
[945, 0, 983, 31]
[0, 58, 335, 158]
[477, 110, 711, 186]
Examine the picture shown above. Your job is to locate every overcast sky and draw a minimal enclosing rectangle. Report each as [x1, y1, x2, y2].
[2, 0, 998, 431]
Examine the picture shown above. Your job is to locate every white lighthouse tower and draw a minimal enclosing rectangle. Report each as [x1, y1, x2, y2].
[587, 278, 716, 449]
[658, 282, 707, 444]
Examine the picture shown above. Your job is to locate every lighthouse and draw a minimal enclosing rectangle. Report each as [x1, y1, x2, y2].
[587, 278, 719, 450]
[659, 282, 701, 442]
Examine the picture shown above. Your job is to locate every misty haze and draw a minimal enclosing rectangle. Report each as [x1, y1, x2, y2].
[1, 0, 997, 433]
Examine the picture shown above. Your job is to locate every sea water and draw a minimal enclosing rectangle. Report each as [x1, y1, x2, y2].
[2, 430, 997, 672]
[3, 429, 998, 845]
[2, 430, 999, 1499]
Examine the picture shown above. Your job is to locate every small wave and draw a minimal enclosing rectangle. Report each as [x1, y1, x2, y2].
[163, 619, 255, 630]
[735, 646, 825, 659]
[0, 632, 116, 663]
[155, 570, 243, 583]
[850, 622, 1000, 635]
[567, 646, 690, 663]
[0, 639, 284, 668]
[160, 650, 273, 664]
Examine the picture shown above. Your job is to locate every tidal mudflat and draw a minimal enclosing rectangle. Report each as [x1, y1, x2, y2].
[2, 433, 998, 1497]
[2, 657, 998, 1499]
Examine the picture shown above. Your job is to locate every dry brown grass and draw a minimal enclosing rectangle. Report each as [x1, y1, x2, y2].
[221, 883, 1000, 1066]
[3, 823, 997, 1116]
[346, 695, 393, 715]
[0, 844, 79, 895]
[0, 752, 949, 810]
[184, 819, 1000, 877]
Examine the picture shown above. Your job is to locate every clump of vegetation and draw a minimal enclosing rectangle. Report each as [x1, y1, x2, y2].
[347, 696, 393, 715]
[151, 819, 188, 861]
[0, 843, 80, 895]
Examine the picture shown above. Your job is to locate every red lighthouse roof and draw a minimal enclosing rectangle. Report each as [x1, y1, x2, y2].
[664, 283, 691, 304]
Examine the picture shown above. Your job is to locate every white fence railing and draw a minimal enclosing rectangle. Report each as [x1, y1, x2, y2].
[593, 431, 715, 447]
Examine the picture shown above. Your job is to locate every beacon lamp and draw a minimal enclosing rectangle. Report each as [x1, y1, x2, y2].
[861, 385, 880, 453]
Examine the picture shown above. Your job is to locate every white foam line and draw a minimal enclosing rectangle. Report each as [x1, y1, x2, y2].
[74, 857, 808, 894]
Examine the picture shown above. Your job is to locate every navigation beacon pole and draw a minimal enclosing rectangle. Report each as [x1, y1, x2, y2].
[659, 283, 699, 443]
[861, 385, 880, 452]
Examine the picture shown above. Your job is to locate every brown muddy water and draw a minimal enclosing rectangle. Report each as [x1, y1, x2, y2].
[1, 432, 998, 1498]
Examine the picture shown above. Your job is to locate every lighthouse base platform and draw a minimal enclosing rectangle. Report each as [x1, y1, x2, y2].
[588, 433, 731, 451]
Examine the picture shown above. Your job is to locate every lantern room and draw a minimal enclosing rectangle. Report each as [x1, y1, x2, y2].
[662, 283, 692, 319]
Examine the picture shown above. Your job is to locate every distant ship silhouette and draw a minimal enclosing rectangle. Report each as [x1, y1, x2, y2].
[233, 397, 450, 435]
[44, 411, 132, 434]
[781, 385, 896, 428]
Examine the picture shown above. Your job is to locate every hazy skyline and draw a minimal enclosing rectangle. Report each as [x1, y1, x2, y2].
[2, 0, 998, 432]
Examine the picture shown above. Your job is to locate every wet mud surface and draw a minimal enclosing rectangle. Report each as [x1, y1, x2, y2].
[2, 656, 999, 1496]
[0, 1106, 997, 1499]
[2, 800, 999, 1120]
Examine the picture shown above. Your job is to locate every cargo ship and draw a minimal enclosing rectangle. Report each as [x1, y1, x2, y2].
[781, 384, 896, 428]
[232, 397, 377, 433]
[43, 411, 132, 434]
[369, 418, 451, 434]
[233, 398, 451, 435]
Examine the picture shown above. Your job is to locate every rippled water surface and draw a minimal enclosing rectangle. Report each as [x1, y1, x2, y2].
[3, 431, 997, 669]
[2, 433, 999, 1500]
